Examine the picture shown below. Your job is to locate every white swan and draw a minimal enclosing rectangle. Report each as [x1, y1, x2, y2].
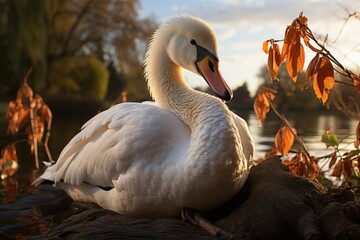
[35, 15, 254, 218]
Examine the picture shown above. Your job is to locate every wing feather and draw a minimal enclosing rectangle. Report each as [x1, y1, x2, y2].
[48, 102, 189, 187]
[231, 112, 255, 162]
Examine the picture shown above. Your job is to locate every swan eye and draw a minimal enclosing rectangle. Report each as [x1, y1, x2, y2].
[208, 60, 215, 72]
[190, 39, 197, 45]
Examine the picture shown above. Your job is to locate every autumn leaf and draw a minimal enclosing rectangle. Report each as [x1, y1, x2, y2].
[281, 25, 296, 61]
[354, 75, 360, 93]
[262, 40, 269, 54]
[17, 81, 33, 103]
[265, 145, 279, 159]
[306, 53, 320, 82]
[355, 120, 360, 148]
[6, 100, 29, 134]
[342, 158, 352, 177]
[283, 153, 305, 176]
[331, 160, 342, 178]
[328, 152, 337, 169]
[274, 125, 297, 155]
[285, 36, 305, 82]
[304, 154, 319, 180]
[0, 144, 18, 179]
[34, 94, 52, 130]
[266, 44, 282, 82]
[312, 57, 335, 104]
[298, 13, 308, 25]
[253, 87, 277, 127]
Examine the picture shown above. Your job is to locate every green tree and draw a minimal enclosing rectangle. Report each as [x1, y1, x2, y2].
[46, 0, 155, 101]
[0, 0, 155, 101]
[48, 55, 109, 101]
[0, 0, 49, 97]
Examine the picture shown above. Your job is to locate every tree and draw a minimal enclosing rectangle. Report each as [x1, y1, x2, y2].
[226, 83, 253, 111]
[46, 0, 155, 101]
[48, 55, 109, 101]
[0, 0, 155, 101]
[0, 0, 49, 97]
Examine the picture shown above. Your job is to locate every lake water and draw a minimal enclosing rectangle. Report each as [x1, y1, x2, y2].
[2, 109, 358, 168]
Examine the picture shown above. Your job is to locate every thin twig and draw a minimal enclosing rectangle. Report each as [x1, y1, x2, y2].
[266, 95, 312, 159]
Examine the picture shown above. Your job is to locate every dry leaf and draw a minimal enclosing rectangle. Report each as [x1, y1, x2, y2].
[283, 153, 305, 176]
[274, 125, 297, 155]
[343, 158, 352, 177]
[331, 160, 342, 178]
[285, 37, 305, 82]
[313, 57, 335, 104]
[253, 87, 277, 127]
[306, 53, 320, 81]
[267, 46, 275, 80]
[355, 120, 360, 148]
[262, 40, 269, 54]
[304, 155, 319, 180]
[328, 152, 337, 169]
[17, 81, 33, 101]
[354, 76, 360, 94]
[0, 144, 18, 179]
[265, 145, 279, 159]
[6, 100, 29, 134]
[298, 14, 308, 25]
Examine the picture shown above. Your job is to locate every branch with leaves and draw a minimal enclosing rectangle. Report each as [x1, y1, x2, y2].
[256, 12, 360, 184]
[262, 12, 360, 105]
[0, 68, 53, 179]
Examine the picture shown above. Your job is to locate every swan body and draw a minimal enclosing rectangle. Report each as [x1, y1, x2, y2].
[35, 15, 255, 218]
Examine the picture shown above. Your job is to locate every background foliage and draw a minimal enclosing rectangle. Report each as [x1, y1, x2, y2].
[0, 0, 155, 102]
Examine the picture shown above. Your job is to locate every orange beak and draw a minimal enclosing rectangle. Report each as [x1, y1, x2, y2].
[196, 56, 233, 102]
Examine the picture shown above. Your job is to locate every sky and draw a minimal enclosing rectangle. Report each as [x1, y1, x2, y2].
[139, 0, 360, 96]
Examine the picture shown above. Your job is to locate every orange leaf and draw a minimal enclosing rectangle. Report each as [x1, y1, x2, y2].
[6, 100, 29, 134]
[355, 120, 360, 148]
[303, 154, 320, 180]
[265, 145, 279, 159]
[17, 81, 33, 101]
[286, 36, 305, 82]
[281, 25, 296, 61]
[274, 125, 297, 155]
[283, 153, 305, 176]
[313, 57, 335, 104]
[273, 43, 282, 72]
[298, 15, 308, 25]
[253, 87, 277, 127]
[328, 152, 337, 169]
[0, 144, 18, 179]
[306, 53, 320, 82]
[262, 40, 269, 54]
[266, 44, 281, 82]
[331, 160, 342, 178]
[343, 158, 352, 177]
[354, 77, 360, 93]
[267, 46, 276, 80]
[260, 86, 277, 98]
[253, 93, 270, 127]
[35, 94, 52, 130]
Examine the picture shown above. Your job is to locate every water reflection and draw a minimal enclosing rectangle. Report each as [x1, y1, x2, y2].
[1, 111, 358, 170]
[246, 111, 358, 159]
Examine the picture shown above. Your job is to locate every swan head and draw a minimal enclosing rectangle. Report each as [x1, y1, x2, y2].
[145, 15, 233, 102]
